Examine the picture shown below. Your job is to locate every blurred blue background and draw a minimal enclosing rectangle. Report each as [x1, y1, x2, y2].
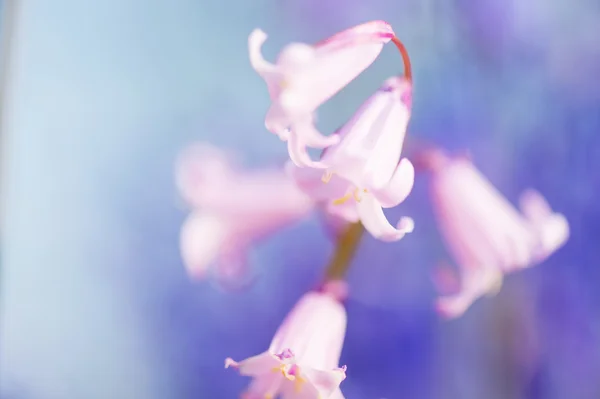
[1, 1, 599, 398]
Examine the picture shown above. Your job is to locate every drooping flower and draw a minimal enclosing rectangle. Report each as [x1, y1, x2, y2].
[226, 287, 348, 399]
[176, 143, 314, 283]
[248, 20, 396, 168]
[288, 76, 416, 242]
[424, 150, 569, 318]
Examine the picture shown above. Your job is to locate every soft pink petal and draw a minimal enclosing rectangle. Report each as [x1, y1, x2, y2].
[265, 102, 291, 136]
[519, 189, 569, 260]
[519, 189, 553, 224]
[355, 194, 414, 242]
[533, 213, 569, 261]
[316, 20, 394, 50]
[226, 351, 284, 377]
[287, 132, 329, 169]
[325, 202, 360, 224]
[198, 169, 314, 229]
[289, 116, 340, 149]
[322, 77, 411, 190]
[276, 43, 317, 69]
[280, 21, 394, 115]
[175, 143, 234, 208]
[283, 367, 346, 399]
[269, 292, 346, 370]
[329, 388, 345, 399]
[302, 367, 346, 396]
[436, 266, 503, 319]
[179, 212, 230, 279]
[248, 29, 283, 100]
[286, 161, 350, 200]
[370, 157, 415, 208]
[430, 158, 537, 271]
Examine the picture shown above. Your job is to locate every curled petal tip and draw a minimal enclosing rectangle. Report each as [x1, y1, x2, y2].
[287, 140, 329, 169]
[435, 297, 467, 319]
[249, 28, 267, 43]
[225, 358, 239, 369]
[398, 216, 415, 234]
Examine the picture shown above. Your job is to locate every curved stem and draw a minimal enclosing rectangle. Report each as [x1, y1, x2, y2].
[323, 222, 365, 280]
[391, 36, 412, 81]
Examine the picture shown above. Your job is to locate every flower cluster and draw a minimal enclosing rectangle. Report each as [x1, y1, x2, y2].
[176, 20, 570, 398]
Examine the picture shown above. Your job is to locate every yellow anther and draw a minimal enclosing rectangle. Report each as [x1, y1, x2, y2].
[272, 364, 295, 380]
[332, 188, 369, 205]
[332, 192, 352, 205]
[353, 188, 368, 202]
[294, 375, 305, 393]
[321, 171, 333, 183]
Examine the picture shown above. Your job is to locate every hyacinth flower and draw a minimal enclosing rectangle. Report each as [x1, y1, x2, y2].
[176, 143, 314, 283]
[226, 284, 348, 399]
[248, 20, 398, 168]
[287, 76, 415, 242]
[423, 150, 569, 318]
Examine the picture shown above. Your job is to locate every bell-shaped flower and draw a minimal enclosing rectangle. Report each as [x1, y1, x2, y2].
[176, 143, 314, 283]
[226, 287, 348, 399]
[248, 20, 395, 168]
[425, 150, 569, 318]
[287, 77, 415, 242]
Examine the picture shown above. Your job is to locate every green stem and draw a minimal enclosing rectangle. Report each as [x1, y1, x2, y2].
[323, 222, 365, 281]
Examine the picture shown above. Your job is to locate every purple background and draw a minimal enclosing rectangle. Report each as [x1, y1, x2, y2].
[1, 1, 599, 398]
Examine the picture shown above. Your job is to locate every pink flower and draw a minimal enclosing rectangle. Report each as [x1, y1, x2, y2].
[287, 77, 415, 242]
[248, 21, 395, 168]
[176, 143, 314, 282]
[426, 151, 569, 318]
[226, 289, 348, 399]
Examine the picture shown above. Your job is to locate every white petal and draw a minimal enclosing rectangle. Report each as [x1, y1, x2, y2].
[355, 194, 413, 242]
[179, 212, 229, 279]
[287, 133, 329, 169]
[533, 213, 569, 261]
[435, 266, 503, 319]
[370, 158, 415, 208]
[248, 29, 283, 99]
[519, 189, 552, 224]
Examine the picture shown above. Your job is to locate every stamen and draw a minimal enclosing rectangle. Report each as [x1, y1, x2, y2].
[321, 171, 333, 183]
[391, 36, 412, 81]
[353, 188, 362, 202]
[271, 364, 295, 380]
[294, 375, 305, 393]
[332, 192, 352, 205]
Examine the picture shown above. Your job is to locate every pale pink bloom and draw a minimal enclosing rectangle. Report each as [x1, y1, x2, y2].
[248, 21, 395, 168]
[176, 143, 314, 281]
[427, 151, 569, 318]
[288, 77, 415, 242]
[226, 289, 348, 399]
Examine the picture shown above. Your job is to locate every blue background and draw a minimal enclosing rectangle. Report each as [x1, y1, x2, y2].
[1, 1, 599, 398]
